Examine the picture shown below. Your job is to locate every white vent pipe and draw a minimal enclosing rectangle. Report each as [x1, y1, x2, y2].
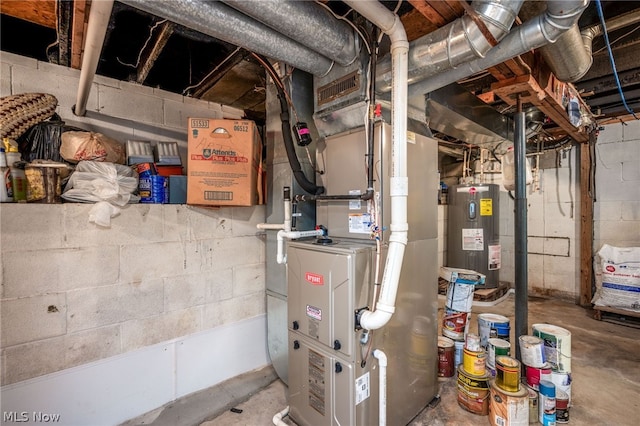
[373, 349, 388, 426]
[73, 0, 114, 116]
[342, 0, 409, 331]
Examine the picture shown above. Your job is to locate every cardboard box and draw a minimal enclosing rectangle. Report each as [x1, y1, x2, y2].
[187, 118, 262, 207]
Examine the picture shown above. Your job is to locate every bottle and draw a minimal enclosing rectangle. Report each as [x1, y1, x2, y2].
[3, 139, 26, 202]
[0, 147, 13, 202]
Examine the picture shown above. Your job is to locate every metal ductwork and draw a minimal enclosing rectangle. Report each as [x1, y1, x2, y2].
[221, 0, 358, 67]
[120, 0, 337, 76]
[406, 0, 590, 96]
[519, 1, 592, 82]
[376, 0, 525, 92]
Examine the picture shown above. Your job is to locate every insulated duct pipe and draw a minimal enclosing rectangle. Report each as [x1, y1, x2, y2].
[406, 0, 590, 96]
[343, 0, 409, 331]
[120, 0, 335, 76]
[73, 0, 114, 116]
[376, 0, 524, 92]
[221, 0, 358, 66]
[582, 9, 640, 58]
[519, 1, 592, 82]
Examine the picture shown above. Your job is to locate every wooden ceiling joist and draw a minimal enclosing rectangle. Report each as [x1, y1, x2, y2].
[136, 21, 176, 85]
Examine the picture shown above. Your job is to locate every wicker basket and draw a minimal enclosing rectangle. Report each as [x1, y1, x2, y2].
[0, 92, 58, 140]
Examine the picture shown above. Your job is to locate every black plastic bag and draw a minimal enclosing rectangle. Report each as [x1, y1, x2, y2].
[17, 114, 84, 163]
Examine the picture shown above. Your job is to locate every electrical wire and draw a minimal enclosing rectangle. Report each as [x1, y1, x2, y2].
[595, 0, 639, 119]
[117, 19, 169, 68]
[592, 24, 640, 55]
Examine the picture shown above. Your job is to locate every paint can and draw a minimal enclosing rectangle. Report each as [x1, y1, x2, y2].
[457, 365, 490, 416]
[525, 385, 538, 424]
[489, 380, 529, 426]
[532, 324, 572, 373]
[550, 371, 572, 405]
[465, 333, 482, 352]
[446, 280, 476, 313]
[538, 380, 556, 426]
[438, 336, 455, 378]
[526, 364, 552, 391]
[496, 355, 521, 393]
[487, 338, 511, 369]
[519, 335, 546, 368]
[555, 390, 570, 423]
[443, 308, 470, 341]
[478, 313, 510, 349]
[454, 340, 465, 368]
[463, 347, 487, 376]
[409, 316, 432, 372]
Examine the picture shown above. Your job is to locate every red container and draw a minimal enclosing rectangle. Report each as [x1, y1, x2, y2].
[156, 165, 183, 177]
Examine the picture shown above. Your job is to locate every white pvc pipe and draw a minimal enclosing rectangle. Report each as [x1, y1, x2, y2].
[272, 405, 290, 426]
[373, 349, 388, 426]
[342, 0, 409, 331]
[74, 0, 114, 116]
[276, 229, 324, 264]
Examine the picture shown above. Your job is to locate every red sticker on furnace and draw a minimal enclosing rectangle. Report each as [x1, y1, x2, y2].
[305, 272, 324, 285]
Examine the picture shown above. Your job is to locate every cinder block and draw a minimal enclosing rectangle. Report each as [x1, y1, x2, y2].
[1, 293, 67, 347]
[164, 274, 207, 312]
[165, 98, 222, 130]
[1, 61, 11, 96]
[2, 246, 119, 298]
[202, 292, 266, 328]
[1, 51, 37, 68]
[543, 256, 578, 293]
[121, 307, 202, 351]
[528, 236, 544, 254]
[528, 218, 545, 236]
[63, 204, 165, 248]
[197, 236, 262, 273]
[621, 119, 640, 142]
[98, 84, 163, 125]
[594, 201, 623, 221]
[64, 325, 122, 370]
[596, 140, 640, 166]
[66, 280, 163, 333]
[233, 264, 265, 297]
[542, 168, 576, 204]
[205, 269, 234, 303]
[596, 220, 639, 244]
[185, 207, 233, 240]
[527, 254, 545, 288]
[597, 123, 624, 144]
[544, 203, 576, 237]
[2, 338, 66, 386]
[0, 204, 64, 251]
[544, 237, 571, 257]
[120, 241, 195, 283]
[621, 202, 640, 221]
[231, 206, 268, 237]
[222, 105, 244, 119]
[594, 178, 640, 202]
[622, 161, 640, 182]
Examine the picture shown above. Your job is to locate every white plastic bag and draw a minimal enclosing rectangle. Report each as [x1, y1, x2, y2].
[501, 145, 533, 191]
[62, 161, 140, 227]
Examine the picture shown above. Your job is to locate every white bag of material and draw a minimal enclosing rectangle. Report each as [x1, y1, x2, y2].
[501, 145, 533, 191]
[592, 244, 640, 312]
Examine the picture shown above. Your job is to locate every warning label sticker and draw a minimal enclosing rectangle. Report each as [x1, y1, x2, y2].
[348, 213, 372, 234]
[480, 198, 493, 216]
[355, 372, 370, 405]
[306, 305, 322, 321]
[462, 228, 484, 251]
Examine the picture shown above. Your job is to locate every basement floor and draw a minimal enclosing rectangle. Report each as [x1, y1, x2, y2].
[128, 293, 640, 426]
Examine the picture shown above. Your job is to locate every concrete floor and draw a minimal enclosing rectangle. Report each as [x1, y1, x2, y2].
[127, 293, 640, 426]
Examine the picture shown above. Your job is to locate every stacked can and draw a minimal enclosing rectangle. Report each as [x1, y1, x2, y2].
[518, 334, 550, 424]
[488, 355, 529, 426]
[440, 267, 486, 368]
[457, 332, 491, 416]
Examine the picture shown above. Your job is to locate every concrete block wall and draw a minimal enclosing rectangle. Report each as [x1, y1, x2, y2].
[0, 51, 268, 421]
[593, 120, 640, 251]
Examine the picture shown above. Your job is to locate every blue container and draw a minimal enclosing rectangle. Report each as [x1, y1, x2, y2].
[139, 175, 168, 203]
[538, 380, 556, 426]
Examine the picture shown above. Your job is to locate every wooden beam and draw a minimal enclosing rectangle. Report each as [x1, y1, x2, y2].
[400, 8, 438, 41]
[1, 0, 56, 28]
[136, 21, 176, 84]
[71, 0, 88, 69]
[57, 0, 73, 66]
[191, 49, 249, 99]
[408, 0, 449, 26]
[579, 134, 595, 307]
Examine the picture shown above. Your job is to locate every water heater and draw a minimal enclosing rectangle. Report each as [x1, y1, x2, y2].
[446, 184, 500, 288]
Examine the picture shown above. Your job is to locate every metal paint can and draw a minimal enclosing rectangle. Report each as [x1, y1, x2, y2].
[465, 332, 482, 352]
[538, 380, 556, 426]
[550, 371, 572, 406]
[489, 380, 529, 426]
[519, 335, 546, 368]
[532, 323, 572, 373]
[463, 347, 487, 376]
[526, 364, 552, 391]
[443, 308, 471, 341]
[438, 336, 455, 378]
[555, 390, 570, 423]
[478, 313, 510, 349]
[525, 385, 538, 424]
[457, 365, 490, 416]
[454, 340, 465, 368]
[487, 338, 511, 368]
[446, 280, 476, 313]
[496, 355, 521, 393]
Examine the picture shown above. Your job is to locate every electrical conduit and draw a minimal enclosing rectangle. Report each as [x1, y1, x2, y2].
[342, 0, 409, 331]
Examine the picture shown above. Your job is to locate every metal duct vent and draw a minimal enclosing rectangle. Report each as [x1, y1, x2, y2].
[317, 71, 360, 106]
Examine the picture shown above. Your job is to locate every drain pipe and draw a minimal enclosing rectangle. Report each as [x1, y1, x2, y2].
[73, 0, 114, 116]
[343, 0, 409, 331]
[272, 405, 289, 426]
[514, 97, 528, 361]
[373, 349, 388, 426]
[405, 0, 589, 96]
